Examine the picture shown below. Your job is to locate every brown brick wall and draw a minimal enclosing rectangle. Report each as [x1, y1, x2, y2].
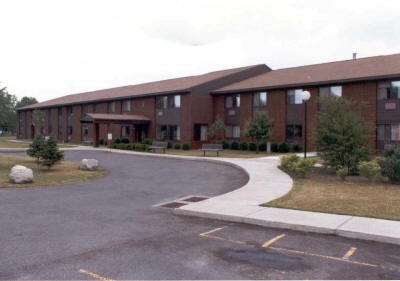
[267, 89, 286, 143]
[343, 81, 377, 150]
[132, 96, 156, 139]
[180, 94, 192, 144]
[239, 93, 252, 142]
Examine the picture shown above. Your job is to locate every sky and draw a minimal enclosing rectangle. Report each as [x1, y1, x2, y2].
[1, 0, 400, 102]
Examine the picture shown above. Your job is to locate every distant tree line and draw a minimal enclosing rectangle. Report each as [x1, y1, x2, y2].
[0, 82, 38, 135]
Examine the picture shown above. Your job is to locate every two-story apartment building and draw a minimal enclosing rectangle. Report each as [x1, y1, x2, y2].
[17, 53, 400, 151]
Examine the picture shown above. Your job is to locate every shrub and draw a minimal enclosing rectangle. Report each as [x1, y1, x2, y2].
[249, 142, 257, 151]
[114, 138, 121, 144]
[121, 138, 130, 144]
[126, 143, 134, 150]
[231, 141, 239, 150]
[240, 142, 248, 151]
[337, 168, 348, 181]
[99, 139, 106, 145]
[143, 139, 152, 145]
[258, 142, 266, 152]
[134, 143, 148, 151]
[358, 160, 381, 182]
[27, 135, 64, 170]
[167, 142, 173, 149]
[271, 142, 279, 152]
[174, 143, 181, 149]
[378, 145, 400, 184]
[278, 142, 290, 153]
[279, 154, 315, 178]
[182, 143, 190, 150]
[221, 140, 229, 149]
[291, 142, 302, 153]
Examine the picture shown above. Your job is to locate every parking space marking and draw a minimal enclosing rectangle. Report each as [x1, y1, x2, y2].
[342, 247, 357, 260]
[79, 269, 115, 281]
[199, 226, 246, 245]
[262, 234, 286, 248]
[268, 246, 377, 268]
[199, 227, 379, 269]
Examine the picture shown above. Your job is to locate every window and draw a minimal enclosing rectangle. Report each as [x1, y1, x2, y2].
[170, 95, 181, 108]
[225, 125, 240, 138]
[156, 125, 180, 141]
[286, 125, 302, 138]
[122, 100, 131, 113]
[82, 125, 89, 141]
[194, 124, 208, 141]
[287, 89, 303, 104]
[225, 94, 240, 108]
[108, 101, 116, 113]
[253, 92, 267, 107]
[157, 96, 168, 109]
[319, 86, 342, 98]
[67, 126, 73, 141]
[82, 104, 88, 116]
[94, 103, 100, 113]
[121, 126, 130, 138]
[67, 106, 73, 115]
[391, 124, 400, 141]
[378, 81, 400, 100]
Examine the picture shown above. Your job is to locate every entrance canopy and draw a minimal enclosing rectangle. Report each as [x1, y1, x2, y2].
[81, 113, 150, 125]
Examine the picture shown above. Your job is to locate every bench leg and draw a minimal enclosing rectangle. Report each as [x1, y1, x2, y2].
[217, 151, 219, 157]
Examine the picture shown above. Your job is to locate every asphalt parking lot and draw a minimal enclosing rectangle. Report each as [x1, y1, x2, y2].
[0, 150, 399, 280]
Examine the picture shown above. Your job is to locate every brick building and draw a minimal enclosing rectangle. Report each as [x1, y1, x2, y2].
[17, 53, 400, 151]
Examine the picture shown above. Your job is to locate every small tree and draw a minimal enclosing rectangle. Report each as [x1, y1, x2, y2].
[312, 95, 373, 175]
[208, 114, 225, 141]
[27, 135, 64, 170]
[27, 135, 46, 170]
[243, 111, 273, 153]
[41, 136, 64, 169]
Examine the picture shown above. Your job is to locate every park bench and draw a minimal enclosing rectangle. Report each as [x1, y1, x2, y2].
[148, 141, 168, 153]
[199, 143, 223, 157]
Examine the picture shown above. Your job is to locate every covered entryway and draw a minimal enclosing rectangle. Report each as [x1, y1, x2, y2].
[81, 113, 151, 147]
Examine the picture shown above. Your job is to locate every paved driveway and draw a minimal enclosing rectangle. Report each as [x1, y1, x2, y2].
[0, 150, 248, 279]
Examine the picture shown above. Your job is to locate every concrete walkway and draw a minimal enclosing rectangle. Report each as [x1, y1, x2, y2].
[2, 146, 400, 245]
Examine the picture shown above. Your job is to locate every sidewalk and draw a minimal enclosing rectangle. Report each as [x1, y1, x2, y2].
[173, 155, 400, 246]
[2, 146, 400, 245]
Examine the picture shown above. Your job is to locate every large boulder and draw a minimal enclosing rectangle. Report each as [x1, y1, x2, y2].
[9, 165, 34, 184]
[79, 159, 99, 171]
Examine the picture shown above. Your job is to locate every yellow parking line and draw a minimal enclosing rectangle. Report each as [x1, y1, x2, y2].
[262, 234, 286, 248]
[199, 227, 226, 237]
[343, 247, 357, 260]
[269, 246, 377, 268]
[199, 226, 246, 245]
[79, 269, 115, 281]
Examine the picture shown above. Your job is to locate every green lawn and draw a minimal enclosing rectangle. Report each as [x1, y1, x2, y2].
[1, 155, 106, 188]
[263, 167, 400, 221]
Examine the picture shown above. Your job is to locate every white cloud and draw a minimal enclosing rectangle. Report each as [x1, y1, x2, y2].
[1, 0, 400, 102]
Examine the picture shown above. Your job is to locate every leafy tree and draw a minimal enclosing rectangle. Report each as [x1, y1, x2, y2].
[243, 111, 273, 153]
[16, 96, 38, 108]
[312, 95, 373, 175]
[0, 84, 17, 134]
[32, 109, 45, 136]
[208, 114, 225, 140]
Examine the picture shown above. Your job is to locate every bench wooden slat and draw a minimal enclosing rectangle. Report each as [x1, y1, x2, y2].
[199, 143, 223, 156]
[148, 141, 168, 153]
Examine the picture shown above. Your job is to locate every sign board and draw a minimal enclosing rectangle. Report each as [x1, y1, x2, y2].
[107, 133, 112, 140]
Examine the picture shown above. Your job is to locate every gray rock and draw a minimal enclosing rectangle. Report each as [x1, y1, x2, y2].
[79, 159, 99, 171]
[9, 165, 34, 184]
